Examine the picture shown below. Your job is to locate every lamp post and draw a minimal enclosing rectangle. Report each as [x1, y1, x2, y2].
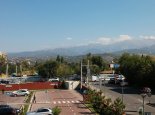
[121, 80, 124, 103]
[80, 60, 94, 89]
[141, 93, 147, 115]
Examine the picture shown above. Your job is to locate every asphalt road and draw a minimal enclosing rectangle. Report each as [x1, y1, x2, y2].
[91, 82, 155, 115]
[30, 90, 96, 115]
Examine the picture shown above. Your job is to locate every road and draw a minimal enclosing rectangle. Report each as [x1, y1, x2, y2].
[30, 89, 95, 115]
[91, 82, 155, 115]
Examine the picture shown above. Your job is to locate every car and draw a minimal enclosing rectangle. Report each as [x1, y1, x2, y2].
[12, 89, 30, 97]
[116, 75, 125, 80]
[49, 78, 59, 82]
[108, 78, 115, 84]
[120, 79, 129, 86]
[26, 107, 52, 115]
[0, 104, 20, 115]
[140, 87, 151, 94]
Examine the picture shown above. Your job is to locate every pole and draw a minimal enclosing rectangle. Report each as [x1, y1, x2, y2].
[86, 60, 90, 85]
[16, 65, 18, 76]
[143, 97, 144, 115]
[80, 61, 83, 89]
[99, 78, 101, 89]
[20, 64, 22, 76]
[6, 63, 8, 77]
[122, 85, 124, 103]
[141, 93, 146, 115]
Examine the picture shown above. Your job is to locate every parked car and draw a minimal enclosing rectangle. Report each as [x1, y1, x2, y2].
[120, 79, 129, 86]
[140, 87, 151, 94]
[48, 78, 59, 82]
[26, 107, 52, 115]
[12, 89, 30, 97]
[0, 104, 20, 115]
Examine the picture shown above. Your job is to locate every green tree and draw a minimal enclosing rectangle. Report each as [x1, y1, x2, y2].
[52, 106, 61, 115]
[37, 60, 58, 78]
[0, 56, 6, 74]
[112, 98, 125, 115]
[118, 53, 154, 87]
[56, 63, 74, 79]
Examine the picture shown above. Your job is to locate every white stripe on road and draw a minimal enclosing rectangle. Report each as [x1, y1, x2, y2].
[62, 101, 66, 103]
[67, 101, 70, 103]
[76, 101, 80, 103]
[58, 101, 61, 104]
[72, 101, 75, 103]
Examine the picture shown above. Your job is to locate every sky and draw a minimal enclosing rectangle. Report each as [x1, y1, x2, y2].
[0, 0, 155, 53]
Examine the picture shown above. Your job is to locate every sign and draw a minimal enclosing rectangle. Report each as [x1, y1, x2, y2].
[110, 64, 114, 68]
[114, 64, 120, 68]
[5, 85, 12, 87]
[110, 64, 120, 69]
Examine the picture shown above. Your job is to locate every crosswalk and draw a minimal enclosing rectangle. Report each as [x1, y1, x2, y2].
[5, 100, 81, 105]
[52, 100, 80, 104]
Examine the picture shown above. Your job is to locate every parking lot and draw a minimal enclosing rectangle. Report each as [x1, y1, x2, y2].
[0, 89, 95, 115]
[0, 91, 26, 109]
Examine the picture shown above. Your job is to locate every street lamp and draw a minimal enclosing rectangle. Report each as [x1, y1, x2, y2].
[120, 80, 124, 103]
[141, 93, 147, 115]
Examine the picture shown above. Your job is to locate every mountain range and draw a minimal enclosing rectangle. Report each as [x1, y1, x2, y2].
[8, 39, 155, 58]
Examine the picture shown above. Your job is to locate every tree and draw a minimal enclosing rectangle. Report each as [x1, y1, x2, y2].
[56, 63, 74, 79]
[37, 60, 58, 78]
[118, 53, 155, 87]
[112, 98, 125, 115]
[0, 56, 6, 74]
[52, 106, 61, 115]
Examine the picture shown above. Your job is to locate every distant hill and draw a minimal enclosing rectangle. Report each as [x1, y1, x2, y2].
[114, 44, 155, 55]
[8, 39, 155, 58]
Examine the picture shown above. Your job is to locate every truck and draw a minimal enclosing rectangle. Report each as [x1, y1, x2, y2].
[92, 75, 99, 82]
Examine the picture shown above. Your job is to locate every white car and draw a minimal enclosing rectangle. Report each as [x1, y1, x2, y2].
[26, 108, 52, 115]
[12, 89, 30, 96]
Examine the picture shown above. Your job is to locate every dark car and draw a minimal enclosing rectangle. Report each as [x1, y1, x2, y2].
[140, 87, 151, 94]
[108, 78, 120, 84]
[0, 104, 20, 115]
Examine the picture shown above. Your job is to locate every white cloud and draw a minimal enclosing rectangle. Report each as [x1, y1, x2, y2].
[96, 37, 111, 45]
[95, 35, 132, 45]
[117, 35, 132, 42]
[66, 37, 73, 40]
[140, 35, 155, 40]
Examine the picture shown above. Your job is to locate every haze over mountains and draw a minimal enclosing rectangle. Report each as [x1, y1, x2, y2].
[8, 39, 155, 58]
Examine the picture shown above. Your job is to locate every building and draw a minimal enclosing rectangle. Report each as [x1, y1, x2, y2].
[0, 51, 7, 59]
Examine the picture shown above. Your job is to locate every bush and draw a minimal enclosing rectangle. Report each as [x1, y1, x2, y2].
[52, 106, 61, 115]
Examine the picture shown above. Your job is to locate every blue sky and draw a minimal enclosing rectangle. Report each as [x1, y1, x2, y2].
[0, 0, 155, 52]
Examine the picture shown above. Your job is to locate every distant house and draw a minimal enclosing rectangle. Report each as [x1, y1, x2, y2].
[100, 70, 114, 74]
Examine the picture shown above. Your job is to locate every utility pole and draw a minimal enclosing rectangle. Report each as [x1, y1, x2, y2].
[20, 64, 22, 76]
[86, 60, 90, 85]
[80, 61, 83, 89]
[6, 63, 9, 77]
[16, 65, 18, 76]
[81, 60, 94, 89]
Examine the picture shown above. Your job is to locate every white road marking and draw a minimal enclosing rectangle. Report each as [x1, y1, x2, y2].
[62, 101, 66, 103]
[58, 101, 61, 104]
[76, 101, 80, 103]
[72, 101, 75, 103]
[67, 101, 70, 103]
